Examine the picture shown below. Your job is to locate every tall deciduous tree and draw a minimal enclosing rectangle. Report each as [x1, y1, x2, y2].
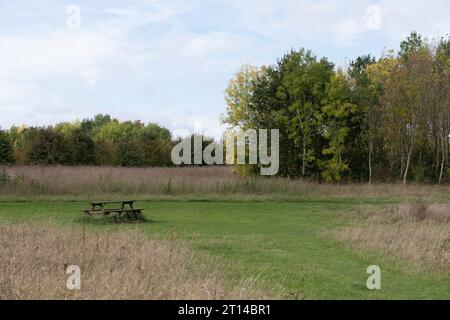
[224, 64, 264, 128]
[0, 129, 14, 164]
[321, 70, 357, 182]
[223, 33, 449, 183]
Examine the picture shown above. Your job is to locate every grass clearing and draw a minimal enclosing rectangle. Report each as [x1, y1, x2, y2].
[0, 200, 448, 299]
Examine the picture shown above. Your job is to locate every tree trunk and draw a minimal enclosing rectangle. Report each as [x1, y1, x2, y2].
[439, 132, 446, 184]
[403, 148, 412, 185]
[439, 151, 445, 184]
[368, 142, 373, 184]
[400, 153, 404, 181]
[302, 135, 306, 178]
[403, 131, 415, 185]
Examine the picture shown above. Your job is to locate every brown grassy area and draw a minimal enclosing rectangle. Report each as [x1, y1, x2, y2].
[0, 220, 270, 300]
[2, 165, 450, 200]
[334, 202, 450, 271]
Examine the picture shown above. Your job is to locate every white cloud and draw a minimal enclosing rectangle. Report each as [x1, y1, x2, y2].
[170, 114, 228, 139]
[377, 0, 450, 42]
[182, 32, 234, 56]
[1, 0, 449, 137]
[335, 5, 382, 47]
[0, 1, 180, 128]
[227, 0, 449, 48]
[0, 29, 131, 128]
[334, 0, 450, 47]
[0, 31, 123, 83]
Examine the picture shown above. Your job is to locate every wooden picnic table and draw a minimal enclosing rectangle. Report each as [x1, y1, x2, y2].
[84, 200, 144, 221]
[90, 200, 135, 210]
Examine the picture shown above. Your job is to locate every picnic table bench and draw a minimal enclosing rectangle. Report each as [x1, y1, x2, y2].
[84, 200, 144, 220]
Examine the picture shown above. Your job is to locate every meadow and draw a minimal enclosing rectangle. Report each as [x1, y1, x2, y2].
[2, 165, 450, 201]
[0, 166, 449, 299]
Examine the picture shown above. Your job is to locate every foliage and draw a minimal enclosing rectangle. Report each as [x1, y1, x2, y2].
[4, 115, 177, 167]
[224, 33, 450, 183]
[0, 129, 14, 164]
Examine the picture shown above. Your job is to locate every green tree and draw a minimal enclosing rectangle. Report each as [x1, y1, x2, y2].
[140, 123, 172, 166]
[321, 70, 357, 182]
[27, 127, 72, 165]
[400, 31, 425, 59]
[276, 49, 334, 178]
[225, 49, 334, 178]
[348, 54, 379, 183]
[224, 64, 264, 128]
[70, 128, 97, 165]
[0, 129, 14, 164]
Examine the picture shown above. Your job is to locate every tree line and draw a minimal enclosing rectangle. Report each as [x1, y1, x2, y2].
[224, 32, 450, 184]
[0, 114, 174, 167]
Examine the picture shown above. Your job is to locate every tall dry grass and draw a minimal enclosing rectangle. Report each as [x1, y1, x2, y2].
[0, 220, 269, 300]
[2, 165, 450, 200]
[334, 202, 450, 272]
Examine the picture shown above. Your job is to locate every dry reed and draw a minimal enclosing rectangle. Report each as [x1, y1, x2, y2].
[334, 202, 450, 271]
[2, 165, 450, 200]
[0, 220, 268, 300]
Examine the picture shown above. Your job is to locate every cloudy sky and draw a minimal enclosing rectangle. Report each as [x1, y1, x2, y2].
[1, 0, 449, 138]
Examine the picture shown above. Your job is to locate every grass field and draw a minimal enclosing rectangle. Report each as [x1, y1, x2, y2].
[1, 199, 449, 299]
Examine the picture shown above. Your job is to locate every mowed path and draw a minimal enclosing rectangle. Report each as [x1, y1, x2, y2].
[0, 200, 448, 299]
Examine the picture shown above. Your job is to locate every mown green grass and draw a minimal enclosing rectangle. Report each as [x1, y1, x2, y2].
[0, 200, 448, 299]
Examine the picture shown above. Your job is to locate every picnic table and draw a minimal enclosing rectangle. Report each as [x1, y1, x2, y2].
[84, 200, 144, 220]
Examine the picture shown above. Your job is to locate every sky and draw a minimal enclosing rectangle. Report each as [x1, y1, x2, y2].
[0, 0, 449, 139]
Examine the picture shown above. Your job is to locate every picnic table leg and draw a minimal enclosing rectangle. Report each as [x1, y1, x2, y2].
[125, 202, 133, 209]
